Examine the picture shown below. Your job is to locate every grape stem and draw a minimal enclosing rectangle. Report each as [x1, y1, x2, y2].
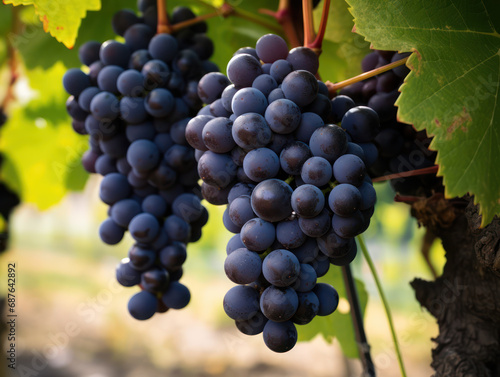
[302, 0, 315, 47]
[258, 0, 301, 47]
[326, 56, 410, 96]
[307, 0, 331, 54]
[357, 235, 408, 377]
[156, 0, 172, 34]
[393, 195, 423, 203]
[1, 7, 21, 111]
[341, 265, 376, 377]
[170, 4, 234, 33]
[232, 5, 282, 33]
[372, 165, 439, 183]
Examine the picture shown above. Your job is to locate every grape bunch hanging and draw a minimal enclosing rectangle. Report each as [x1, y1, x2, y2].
[187, 33, 378, 352]
[62, 2, 217, 320]
[340, 50, 442, 195]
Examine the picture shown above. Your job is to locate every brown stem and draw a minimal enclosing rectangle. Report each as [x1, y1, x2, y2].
[1, 7, 21, 111]
[327, 56, 409, 95]
[308, 0, 330, 53]
[302, 0, 315, 47]
[156, 0, 172, 34]
[259, 0, 301, 47]
[170, 8, 232, 32]
[259, 8, 277, 17]
[394, 194, 425, 203]
[232, 5, 281, 33]
[372, 165, 439, 183]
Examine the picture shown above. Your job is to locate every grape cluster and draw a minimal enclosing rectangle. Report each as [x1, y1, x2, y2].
[63, 3, 216, 320]
[187, 34, 378, 352]
[340, 50, 441, 194]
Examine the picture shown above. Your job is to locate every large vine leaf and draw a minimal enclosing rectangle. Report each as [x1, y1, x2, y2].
[347, 0, 500, 226]
[0, 63, 88, 209]
[3, 0, 101, 49]
[315, 0, 370, 82]
[6, 0, 136, 69]
[298, 265, 368, 358]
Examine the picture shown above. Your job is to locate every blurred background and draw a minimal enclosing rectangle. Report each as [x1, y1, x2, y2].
[0, 0, 445, 376]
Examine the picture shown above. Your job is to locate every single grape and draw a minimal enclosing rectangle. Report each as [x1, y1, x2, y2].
[262, 249, 300, 287]
[223, 285, 260, 321]
[140, 267, 170, 293]
[224, 248, 262, 284]
[197, 151, 237, 189]
[262, 320, 297, 353]
[128, 244, 156, 271]
[281, 70, 318, 107]
[232, 87, 268, 117]
[235, 312, 268, 336]
[332, 154, 366, 186]
[99, 218, 125, 245]
[294, 112, 324, 143]
[148, 33, 179, 63]
[341, 106, 380, 143]
[243, 148, 280, 182]
[298, 208, 331, 238]
[159, 242, 187, 271]
[276, 219, 306, 249]
[202, 117, 235, 153]
[99, 173, 131, 205]
[129, 213, 160, 243]
[163, 215, 191, 243]
[116, 258, 141, 287]
[78, 41, 101, 66]
[128, 291, 157, 320]
[251, 179, 293, 223]
[111, 199, 142, 228]
[301, 156, 332, 187]
[63, 68, 90, 97]
[264, 99, 301, 134]
[313, 283, 339, 316]
[198, 72, 231, 104]
[252, 74, 278, 97]
[232, 113, 272, 150]
[240, 217, 275, 252]
[317, 229, 352, 258]
[161, 281, 191, 309]
[228, 195, 255, 228]
[331, 211, 364, 238]
[226, 54, 263, 87]
[286, 46, 319, 74]
[292, 291, 319, 325]
[255, 34, 289, 63]
[260, 286, 298, 322]
[100, 40, 131, 68]
[328, 183, 362, 217]
[280, 141, 311, 175]
[309, 125, 348, 163]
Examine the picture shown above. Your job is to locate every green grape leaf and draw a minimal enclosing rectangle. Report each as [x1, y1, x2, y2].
[10, 0, 136, 69]
[298, 265, 368, 358]
[3, 0, 100, 48]
[347, 0, 500, 226]
[0, 63, 88, 209]
[316, 0, 371, 82]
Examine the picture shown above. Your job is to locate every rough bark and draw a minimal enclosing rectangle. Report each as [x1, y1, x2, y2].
[410, 196, 500, 377]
